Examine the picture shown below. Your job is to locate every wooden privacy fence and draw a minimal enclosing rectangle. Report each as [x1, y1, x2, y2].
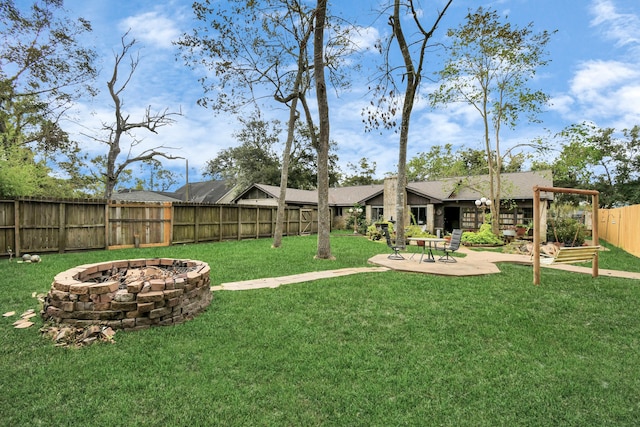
[0, 199, 318, 257]
[599, 205, 640, 258]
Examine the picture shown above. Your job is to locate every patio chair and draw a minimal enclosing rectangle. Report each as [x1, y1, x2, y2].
[380, 224, 404, 260]
[438, 229, 462, 263]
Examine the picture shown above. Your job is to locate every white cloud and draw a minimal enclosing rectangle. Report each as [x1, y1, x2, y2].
[548, 94, 574, 116]
[570, 60, 640, 95]
[119, 11, 180, 49]
[590, 0, 640, 50]
[349, 26, 380, 53]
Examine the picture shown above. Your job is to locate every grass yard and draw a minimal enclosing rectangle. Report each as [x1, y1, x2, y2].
[1, 234, 640, 426]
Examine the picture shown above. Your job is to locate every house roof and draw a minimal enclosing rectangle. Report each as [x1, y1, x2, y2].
[329, 185, 383, 206]
[236, 184, 319, 205]
[110, 190, 182, 203]
[172, 180, 231, 203]
[408, 170, 554, 202]
[112, 171, 553, 206]
[445, 171, 553, 201]
[235, 183, 384, 206]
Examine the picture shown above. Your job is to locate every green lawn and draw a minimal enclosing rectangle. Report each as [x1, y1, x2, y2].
[1, 235, 640, 426]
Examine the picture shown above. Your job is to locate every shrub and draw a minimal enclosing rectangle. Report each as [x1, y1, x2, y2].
[367, 224, 382, 240]
[461, 223, 503, 246]
[405, 225, 435, 238]
[333, 215, 346, 230]
[368, 221, 395, 241]
[547, 217, 586, 247]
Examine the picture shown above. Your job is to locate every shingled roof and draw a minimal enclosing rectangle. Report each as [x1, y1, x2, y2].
[329, 185, 383, 206]
[110, 190, 182, 202]
[249, 184, 319, 205]
[172, 180, 232, 203]
[117, 171, 553, 206]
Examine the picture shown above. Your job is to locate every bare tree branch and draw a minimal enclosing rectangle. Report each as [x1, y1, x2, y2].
[96, 33, 182, 198]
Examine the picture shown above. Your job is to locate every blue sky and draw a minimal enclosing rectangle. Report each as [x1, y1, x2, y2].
[60, 0, 640, 189]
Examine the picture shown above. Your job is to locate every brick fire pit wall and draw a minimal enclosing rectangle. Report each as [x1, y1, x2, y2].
[42, 259, 212, 331]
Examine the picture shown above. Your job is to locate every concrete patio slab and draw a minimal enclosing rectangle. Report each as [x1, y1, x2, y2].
[369, 245, 640, 280]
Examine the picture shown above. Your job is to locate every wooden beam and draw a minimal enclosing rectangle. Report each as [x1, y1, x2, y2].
[535, 186, 599, 196]
[533, 188, 541, 285]
[592, 193, 599, 278]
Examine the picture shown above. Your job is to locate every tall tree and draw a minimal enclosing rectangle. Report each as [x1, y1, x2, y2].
[314, 0, 332, 259]
[87, 34, 181, 199]
[288, 122, 340, 190]
[366, 0, 452, 247]
[406, 144, 468, 182]
[342, 157, 381, 186]
[134, 159, 179, 192]
[0, 0, 97, 196]
[551, 122, 640, 207]
[179, 0, 315, 249]
[431, 7, 554, 234]
[203, 114, 282, 190]
[179, 0, 355, 250]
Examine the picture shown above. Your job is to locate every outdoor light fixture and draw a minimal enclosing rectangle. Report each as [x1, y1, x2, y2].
[475, 197, 491, 225]
[348, 207, 363, 234]
[475, 197, 491, 207]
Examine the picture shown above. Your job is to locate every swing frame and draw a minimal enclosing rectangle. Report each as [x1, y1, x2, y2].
[533, 186, 599, 285]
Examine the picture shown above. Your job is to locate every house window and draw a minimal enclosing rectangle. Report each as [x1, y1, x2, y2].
[410, 206, 427, 225]
[499, 207, 533, 229]
[371, 206, 383, 221]
[462, 208, 479, 229]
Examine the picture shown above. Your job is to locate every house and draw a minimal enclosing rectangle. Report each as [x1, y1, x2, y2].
[400, 170, 554, 233]
[113, 170, 553, 237]
[229, 170, 553, 235]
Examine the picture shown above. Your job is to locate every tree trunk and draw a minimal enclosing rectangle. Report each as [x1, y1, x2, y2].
[313, 0, 333, 259]
[273, 96, 299, 248]
[391, 0, 416, 248]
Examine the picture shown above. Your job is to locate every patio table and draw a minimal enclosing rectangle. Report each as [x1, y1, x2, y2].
[408, 237, 446, 263]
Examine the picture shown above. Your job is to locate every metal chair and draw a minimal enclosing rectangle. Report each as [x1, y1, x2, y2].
[438, 229, 462, 263]
[380, 224, 404, 260]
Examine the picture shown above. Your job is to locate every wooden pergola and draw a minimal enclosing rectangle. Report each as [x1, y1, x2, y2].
[533, 186, 599, 285]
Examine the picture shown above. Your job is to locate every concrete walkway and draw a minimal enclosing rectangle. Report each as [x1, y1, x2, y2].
[212, 266, 390, 291]
[212, 246, 639, 291]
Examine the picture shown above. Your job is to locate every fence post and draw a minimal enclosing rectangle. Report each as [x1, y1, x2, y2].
[237, 205, 242, 240]
[58, 202, 66, 253]
[13, 200, 20, 257]
[104, 202, 110, 248]
[194, 205, 200, 244]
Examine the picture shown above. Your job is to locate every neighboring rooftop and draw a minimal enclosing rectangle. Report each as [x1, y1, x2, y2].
[110, 190, 182, 203]
[172, 180, 232, 203]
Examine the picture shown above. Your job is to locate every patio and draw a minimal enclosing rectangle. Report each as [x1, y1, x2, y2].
[369, 245, 640, 280]
[368, 245, 530, 276]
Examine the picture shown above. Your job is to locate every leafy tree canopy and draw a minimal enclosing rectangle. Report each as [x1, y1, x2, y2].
[341, 158, 381, 186]
[549, 122, 640, 207]
[0, 0, 97, 198]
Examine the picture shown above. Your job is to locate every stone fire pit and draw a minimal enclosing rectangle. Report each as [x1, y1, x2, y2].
[42, 258, 212, 331]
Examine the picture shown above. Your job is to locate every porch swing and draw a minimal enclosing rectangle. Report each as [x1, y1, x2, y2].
[541, 201, 600, 266]
[532, 186, 600, 285]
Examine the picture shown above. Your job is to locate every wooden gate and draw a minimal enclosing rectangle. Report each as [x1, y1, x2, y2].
[301, 209, 313, 234]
